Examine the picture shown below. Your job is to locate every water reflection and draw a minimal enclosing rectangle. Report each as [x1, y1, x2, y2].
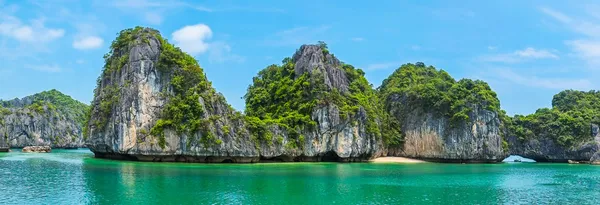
[3, 150, 600, 204]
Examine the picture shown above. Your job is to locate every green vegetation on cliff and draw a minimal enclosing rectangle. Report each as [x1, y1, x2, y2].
[379, 63, 501, 124]
[244, 43, 399, 146]
[0, 89, 89, 126]
[90, 27, 223, 148]
[150, 29, 220, 149]
[507, 90, 600, 147]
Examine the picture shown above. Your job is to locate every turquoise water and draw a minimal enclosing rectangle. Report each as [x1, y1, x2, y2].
[1, 149, 600, 204]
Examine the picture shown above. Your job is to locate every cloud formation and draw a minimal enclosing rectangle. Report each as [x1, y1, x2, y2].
[73, 36, 103, 50]
[172, 24, 213, 55]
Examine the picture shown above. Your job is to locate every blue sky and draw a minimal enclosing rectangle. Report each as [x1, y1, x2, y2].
[1, 0, 598, 115]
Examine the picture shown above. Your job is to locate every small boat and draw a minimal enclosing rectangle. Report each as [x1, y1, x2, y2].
[513, 159, 522, 162]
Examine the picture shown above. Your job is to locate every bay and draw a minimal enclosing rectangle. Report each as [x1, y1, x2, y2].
[1, 149, 599, 204]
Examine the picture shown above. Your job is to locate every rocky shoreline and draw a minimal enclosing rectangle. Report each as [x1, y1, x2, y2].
[22, 146, 52, 153]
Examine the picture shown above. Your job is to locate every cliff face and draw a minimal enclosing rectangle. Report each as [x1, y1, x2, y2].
[385, 96, 506, 162]
[379, 63, 507, 162]
[0, 90, 87, 148]
[86, 28, 257, 162]
[508, 124, 600, 162]
[87, 30, 383, 162]
[252, 45, 383, 161]
[505, 90, 600, 162]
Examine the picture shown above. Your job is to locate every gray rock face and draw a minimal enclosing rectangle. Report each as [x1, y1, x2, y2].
[0, 125, 7, 151]
[509, 124, 600, 162]
[0, 106, 84, 148]
[259, 105, 383, 162]
[386, 95, 507, 162]
[86, 29, 258, 162]
[87, 34, 382, 162]
[251, 45, 382, 161]
[293, 45, 350, 93]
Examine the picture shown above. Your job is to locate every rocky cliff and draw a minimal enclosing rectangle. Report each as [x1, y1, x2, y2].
[380, 63, 507, 162]
[245, 44, 386, 161]
[0, 90, 88, 148]
[507, 124, 599, 162]
[85, 27, 600, 164]
[506, 90, 600, 162]
[86, 27, 257, 162]
[86, 29, 386, 162]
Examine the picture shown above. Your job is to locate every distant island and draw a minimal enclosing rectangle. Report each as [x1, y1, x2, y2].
[2, 27, 599, 164]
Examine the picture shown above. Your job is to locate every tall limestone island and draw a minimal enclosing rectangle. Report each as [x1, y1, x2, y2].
[244, 42, 392, 161]
[379, 63, 507, 162]
[0, 90, 89, 149]
[506, 90, 600, 162]
[86, 27, 257, 162]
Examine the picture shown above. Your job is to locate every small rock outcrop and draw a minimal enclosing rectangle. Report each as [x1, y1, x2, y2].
[22, 146, 51, 153]
[380, 63, 507, 162]
[0, 90, 88, 148]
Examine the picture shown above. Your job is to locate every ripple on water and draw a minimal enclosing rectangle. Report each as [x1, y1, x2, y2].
[2, 151, 600, 204]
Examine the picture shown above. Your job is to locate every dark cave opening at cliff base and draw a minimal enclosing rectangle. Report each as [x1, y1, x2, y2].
[320, 151, 342, 162]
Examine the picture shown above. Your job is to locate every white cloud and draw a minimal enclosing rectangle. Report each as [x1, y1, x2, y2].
[0, 16, 65, 43]
[112, 0, 185, 9]
[266, 26, 330, 46]
[365, 62, 399, 71]
[350, 37, 364, 42]
[513, 47, 558, 59]
[208, 42, 245, 63]
[144, 12, 163, 25]
[479, 47, 558, 63]
[25, 64, 62, 73]
[565, 40, 600, 65]
[172, 24, 213, 55]
[540, 7, 600, 66]
[487, 46, 497, 50]
[73, 36, 103, 50]
[540, 7, 572, 23]
[494, 69, 592, 90]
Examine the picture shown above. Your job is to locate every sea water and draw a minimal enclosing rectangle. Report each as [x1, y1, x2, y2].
[1, 149, 599, 204]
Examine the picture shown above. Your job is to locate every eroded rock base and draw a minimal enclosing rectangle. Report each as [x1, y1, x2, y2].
[93, 152, 372, 163]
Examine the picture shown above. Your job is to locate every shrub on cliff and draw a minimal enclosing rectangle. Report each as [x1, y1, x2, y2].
[0, 89, 89, 126]
[378, 62, 501, 124]
[244, 43, 400, 146]
[89, 27, 224, 149]
[507, 90, 600, 147]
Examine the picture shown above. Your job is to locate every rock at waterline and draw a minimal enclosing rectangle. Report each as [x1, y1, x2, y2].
[590, 152, 600, 165]
[22, 146, 52, 153]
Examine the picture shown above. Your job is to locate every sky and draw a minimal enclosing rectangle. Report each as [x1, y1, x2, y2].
[1, 0, 599, 115]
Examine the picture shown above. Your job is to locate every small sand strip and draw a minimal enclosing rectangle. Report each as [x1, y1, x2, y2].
[370, 157, 427, 163]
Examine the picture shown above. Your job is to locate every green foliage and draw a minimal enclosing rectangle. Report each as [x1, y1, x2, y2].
[507, 90, 600, 147]
[244, 43, 397, 146]
[379, 63, 501, 124]
[92, 27, 222, 149]
[151, 31, 217, 149]
[0, 89, 89, 127]
[244, 57, 319, 147]
[0, 105, 10, 126]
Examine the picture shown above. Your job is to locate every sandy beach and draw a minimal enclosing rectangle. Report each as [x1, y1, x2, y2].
[369, 157, 427, 163]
